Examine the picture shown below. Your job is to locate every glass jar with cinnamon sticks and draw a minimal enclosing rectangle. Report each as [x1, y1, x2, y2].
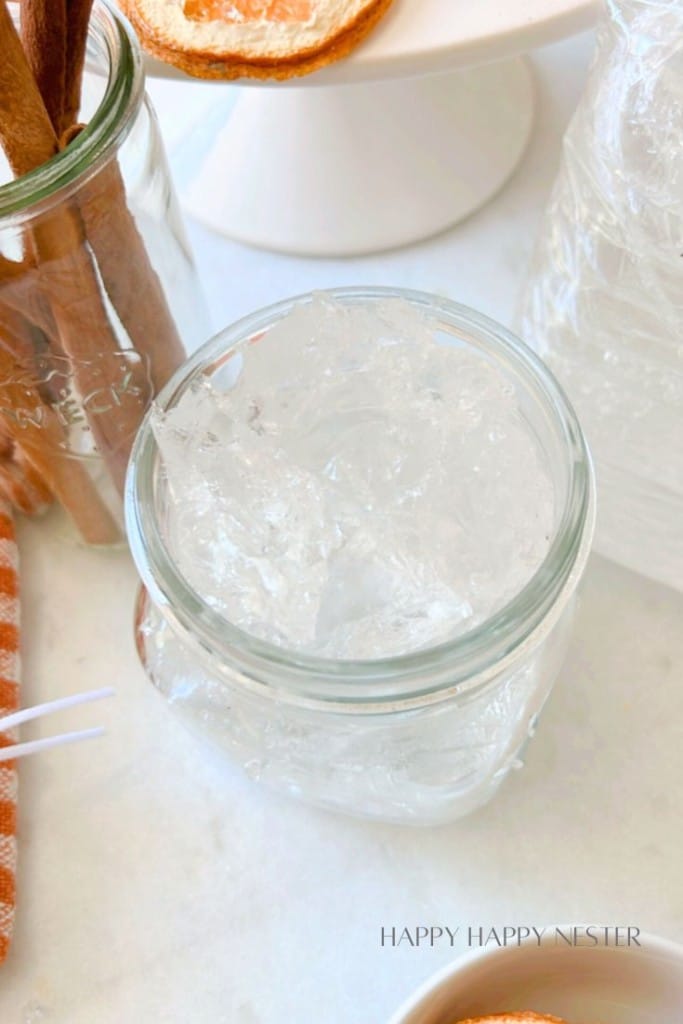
[0, 0, 208, 545]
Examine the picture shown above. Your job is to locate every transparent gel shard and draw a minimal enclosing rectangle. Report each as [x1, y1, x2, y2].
[152, 295, 554, 659]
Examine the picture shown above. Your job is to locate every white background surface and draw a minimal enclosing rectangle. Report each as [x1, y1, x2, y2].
[1, 29, 682, 1024]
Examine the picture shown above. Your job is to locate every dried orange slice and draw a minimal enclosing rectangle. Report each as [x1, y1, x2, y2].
[122, 0, 394, 80]
[184, 0, 313, 24]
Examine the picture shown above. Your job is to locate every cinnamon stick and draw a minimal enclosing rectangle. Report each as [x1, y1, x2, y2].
[1, 256, 56, 346]
[55, 2, 186, 394]
[62, 125, 187, 393]
[0, 254, 24, 287]
[0, 420, 52, 515]
[62, 0, 94, 135]
[0, 271, 38, 370]
[0, 347, 120, 543]
[1, 250, 64, 402]
[20, 0, 67, 135]
[0, 0, 149, 493]
[0, 459, 47, 516]
[0, 1, 57, 175]
[12, 442, 52, 511]
[0, 292, 120, 538]
[1, 254, 75, 413]
[29, 221, 152, 491]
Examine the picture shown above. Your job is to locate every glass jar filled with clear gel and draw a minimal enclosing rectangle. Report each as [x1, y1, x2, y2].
[126, 288, 595, 825]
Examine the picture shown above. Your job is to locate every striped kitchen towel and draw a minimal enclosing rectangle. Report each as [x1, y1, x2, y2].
[0, 499, 19, 964]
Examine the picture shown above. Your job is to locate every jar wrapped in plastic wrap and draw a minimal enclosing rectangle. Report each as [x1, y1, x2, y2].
[520, 0, 683, 592]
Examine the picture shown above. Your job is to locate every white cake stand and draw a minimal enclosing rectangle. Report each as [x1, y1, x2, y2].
[147, 0, 596, 255]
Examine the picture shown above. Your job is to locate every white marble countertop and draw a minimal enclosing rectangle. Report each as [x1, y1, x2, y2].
[1, 31, 682, 1024]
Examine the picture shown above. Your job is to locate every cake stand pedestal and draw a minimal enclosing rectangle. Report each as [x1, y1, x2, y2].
[147, 0, 596, 255]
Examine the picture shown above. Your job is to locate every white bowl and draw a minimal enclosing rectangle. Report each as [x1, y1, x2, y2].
[389, 929, 683, 1024]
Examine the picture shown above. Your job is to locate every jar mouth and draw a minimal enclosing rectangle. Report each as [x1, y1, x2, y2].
[0, 0, 143, 220]
[126, 287, 595, 704]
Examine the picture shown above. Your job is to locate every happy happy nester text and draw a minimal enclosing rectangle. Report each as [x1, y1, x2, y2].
[380, 925, 641, 949]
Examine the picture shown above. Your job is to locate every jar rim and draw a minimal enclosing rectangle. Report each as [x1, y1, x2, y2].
[126, 287, 595, 706]
[0, 0, 144, 220]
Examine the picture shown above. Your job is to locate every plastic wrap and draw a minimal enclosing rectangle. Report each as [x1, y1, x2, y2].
[520, 0, 683, 591]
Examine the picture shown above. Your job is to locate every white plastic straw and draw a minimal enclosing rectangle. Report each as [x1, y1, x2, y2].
[0, 687, 114, 733]
[0, 687, 114, 762]
[0, 727, 105, 762]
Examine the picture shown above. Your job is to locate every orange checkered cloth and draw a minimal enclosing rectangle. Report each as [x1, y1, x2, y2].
[0, 500, 19, 964]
